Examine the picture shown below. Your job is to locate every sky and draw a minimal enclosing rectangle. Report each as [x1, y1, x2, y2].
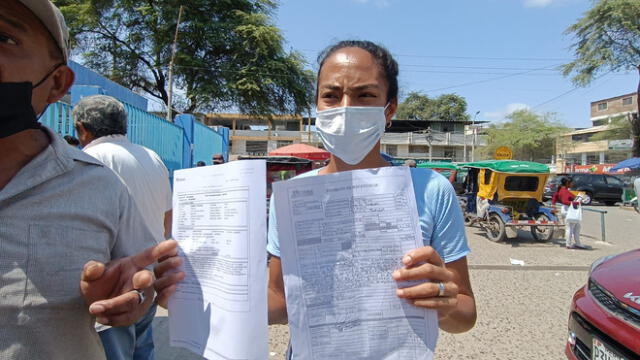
[274, 0, 638, 129]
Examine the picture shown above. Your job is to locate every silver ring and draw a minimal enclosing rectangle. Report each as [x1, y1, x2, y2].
[134, 289, 145, 304]
[437, 282, 446, 297]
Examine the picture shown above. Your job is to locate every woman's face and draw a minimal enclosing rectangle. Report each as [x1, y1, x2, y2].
[316, 47, 396, 122]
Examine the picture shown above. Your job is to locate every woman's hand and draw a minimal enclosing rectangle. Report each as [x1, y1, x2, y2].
[392, 246, 458, 319]
[393, 246, 476, 333]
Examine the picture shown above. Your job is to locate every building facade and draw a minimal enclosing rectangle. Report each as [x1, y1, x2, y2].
[204, 114, 486, 162]
[556, 92, 637, 172]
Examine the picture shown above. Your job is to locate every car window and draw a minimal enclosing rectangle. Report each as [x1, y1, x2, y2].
[605, 176, 623, 186]
[591, 175, 606, 185]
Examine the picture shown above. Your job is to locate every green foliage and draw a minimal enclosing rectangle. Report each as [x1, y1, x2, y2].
[562, 0, 640, 86]
[54, 0, 314, 115]
[396, 92, 471, 122]
[562, 0, 640, 156]
[590, 115, 633, 141]
[482, 110, 569, 162]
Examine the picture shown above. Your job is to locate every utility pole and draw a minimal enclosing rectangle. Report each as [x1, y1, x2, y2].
[166, 5, 184, 122]
[471, 110, 480, 161]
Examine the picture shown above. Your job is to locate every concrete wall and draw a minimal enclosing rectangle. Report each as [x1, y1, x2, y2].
[590, 93, 637, 119]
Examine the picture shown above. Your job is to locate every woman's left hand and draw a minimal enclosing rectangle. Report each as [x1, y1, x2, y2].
[392, 246, 459, 319]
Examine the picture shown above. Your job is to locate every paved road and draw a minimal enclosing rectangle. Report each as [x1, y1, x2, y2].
[154, 205, 639, 360]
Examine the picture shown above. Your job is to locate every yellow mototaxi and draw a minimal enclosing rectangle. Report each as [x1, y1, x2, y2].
[460, 160, 560, 242]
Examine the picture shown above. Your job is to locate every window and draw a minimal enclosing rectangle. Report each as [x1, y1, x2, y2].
[591, 175, 606, 186]
[386, 145, 397, 156]
[246, 141, 267, 155]
[622, 97, 633, 106]
[443, 147, 456, 159]
[597, 102, 608, 111]
[277, 140, 292, 148]
[605, 176, 623, 186]
[409, 145, 428, 154]
[504, 176, 539, 192]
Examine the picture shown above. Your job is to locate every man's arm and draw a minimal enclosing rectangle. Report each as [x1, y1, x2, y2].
[268, 256, 288, 325]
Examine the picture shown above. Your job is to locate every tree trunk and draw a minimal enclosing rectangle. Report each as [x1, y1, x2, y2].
[634, 66, 640, 157]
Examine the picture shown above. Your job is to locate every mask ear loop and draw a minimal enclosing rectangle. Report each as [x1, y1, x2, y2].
[384, 103, 392, 129]
[32, 63, 65, 120]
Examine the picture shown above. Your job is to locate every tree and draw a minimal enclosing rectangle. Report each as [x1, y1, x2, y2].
[562, 0, 640, 156]
[396, 92, 471, 122]
[55, 0, 315, 115]
[482, 110, 569, 162]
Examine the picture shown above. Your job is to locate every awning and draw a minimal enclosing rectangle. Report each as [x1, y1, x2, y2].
[269, 143, 330, 161]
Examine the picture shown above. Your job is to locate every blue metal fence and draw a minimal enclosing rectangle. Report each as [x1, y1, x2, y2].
[125, 104, 185, 176]
[40, 102, 226, 177]
[194, 121, 224, 166]
[40, 102, 75, 137]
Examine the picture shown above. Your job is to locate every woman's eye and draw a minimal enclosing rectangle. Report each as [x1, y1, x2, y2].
[0, 34, 17, 45]
[321, 93, 338, 99]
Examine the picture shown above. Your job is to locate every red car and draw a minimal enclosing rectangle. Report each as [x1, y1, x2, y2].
[566, 249, 640, 359]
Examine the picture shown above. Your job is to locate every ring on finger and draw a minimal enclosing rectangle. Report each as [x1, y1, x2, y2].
[133, 289, 145, 304]
[437, 282, 446, 297]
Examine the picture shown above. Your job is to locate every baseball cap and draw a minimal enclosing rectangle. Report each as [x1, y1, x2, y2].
[17, 0, 70, 63]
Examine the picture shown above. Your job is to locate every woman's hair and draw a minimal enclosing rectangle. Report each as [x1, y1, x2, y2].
[560, 177, 573, 187]
[316, 40, 399, 102]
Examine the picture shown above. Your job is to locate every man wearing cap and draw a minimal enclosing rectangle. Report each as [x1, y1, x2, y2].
[0, 0, 184, 358]
[74, 95, 173, 360]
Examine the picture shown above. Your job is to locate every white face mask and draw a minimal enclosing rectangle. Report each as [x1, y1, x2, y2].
[315, 105, 388, 165]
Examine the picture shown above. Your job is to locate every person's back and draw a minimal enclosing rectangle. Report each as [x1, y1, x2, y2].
[84, 136, 171, 242]
[74, 95, 172, 360]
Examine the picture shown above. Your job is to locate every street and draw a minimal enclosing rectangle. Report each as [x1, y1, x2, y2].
[153, 205, 639, 360]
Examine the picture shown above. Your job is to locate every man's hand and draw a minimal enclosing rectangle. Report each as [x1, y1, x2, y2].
[153, 248, 185, 308]
[80, 240, 178, 326]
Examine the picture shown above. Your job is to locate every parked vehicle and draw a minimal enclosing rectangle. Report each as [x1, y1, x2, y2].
[545, 173, 625, 206]
[417, 162, 467, 194]
[459, 160, 560, 242]
[566, 249, 640, 359]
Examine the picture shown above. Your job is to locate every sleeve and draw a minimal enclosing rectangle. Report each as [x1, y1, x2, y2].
[551, 191, 558, 205]
[111, 185, 158, 264]
[429, 176, 470, 264]
[266, 193, 281, 257]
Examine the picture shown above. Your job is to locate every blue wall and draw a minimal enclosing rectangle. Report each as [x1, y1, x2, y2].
[40, 60, 227, 176]
[68, 61, 149, 110]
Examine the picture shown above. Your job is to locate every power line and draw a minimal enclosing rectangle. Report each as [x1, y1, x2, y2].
[422, 64, 561, 93]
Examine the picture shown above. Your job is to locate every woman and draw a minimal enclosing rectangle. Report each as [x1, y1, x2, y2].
[267, 40, 476, 355]
[552, 177, 585, 249]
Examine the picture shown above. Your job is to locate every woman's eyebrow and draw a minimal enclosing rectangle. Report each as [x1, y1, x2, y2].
[352, 84, 381, 91]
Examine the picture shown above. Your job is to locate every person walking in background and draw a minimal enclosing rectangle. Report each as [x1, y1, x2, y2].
[74, 95, 173, 360]
[552, 177, 586, 249]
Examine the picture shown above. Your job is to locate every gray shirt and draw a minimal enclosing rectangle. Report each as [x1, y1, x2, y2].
[0, 127, 157, 360]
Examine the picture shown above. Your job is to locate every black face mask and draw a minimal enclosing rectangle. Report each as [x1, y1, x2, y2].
[0, 64, 64, 139]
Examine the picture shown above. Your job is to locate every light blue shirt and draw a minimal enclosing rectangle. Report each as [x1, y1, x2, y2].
[267, 168, 470, 264]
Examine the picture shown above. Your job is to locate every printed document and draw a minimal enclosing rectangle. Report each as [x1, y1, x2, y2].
[169, 160, 267, 360]
[273, 166, 438, 359]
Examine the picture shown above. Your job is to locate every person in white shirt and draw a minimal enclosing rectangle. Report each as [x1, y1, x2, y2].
[74, 95, 173, 360]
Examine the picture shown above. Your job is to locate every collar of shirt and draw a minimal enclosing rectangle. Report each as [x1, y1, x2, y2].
[83, 134, 129, 151]
[0, 127, 103, 202]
